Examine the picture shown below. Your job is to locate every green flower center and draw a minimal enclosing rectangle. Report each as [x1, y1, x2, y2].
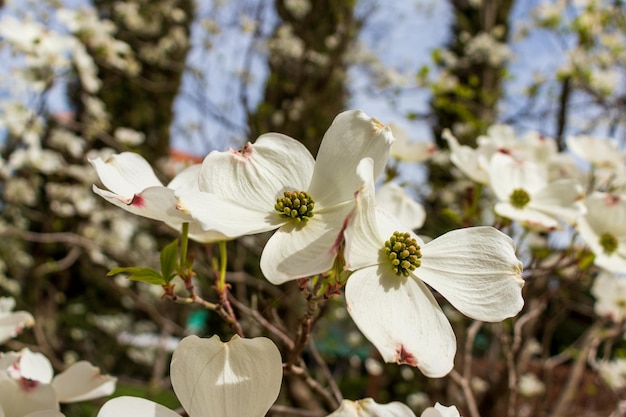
[275, 191, 315, 223]
[599, 232, 618, 255]
[509, 188, 531, 209]
[384, 231, 422, 277]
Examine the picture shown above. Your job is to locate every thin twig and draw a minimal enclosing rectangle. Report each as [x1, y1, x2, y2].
[450, 369, 482, 417]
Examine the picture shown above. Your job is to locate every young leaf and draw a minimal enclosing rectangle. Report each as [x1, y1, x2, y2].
[161, 238, 180, 283]
[108, 267, 166, 285]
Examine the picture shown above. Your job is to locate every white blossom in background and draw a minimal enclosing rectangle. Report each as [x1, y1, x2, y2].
[326, 398, 417, 417]
[343, 158, 524, 377]
[376, 182, 426, 231]
[0, 348, 116, 417]
[598, 359, 626, 390]
[420, 403, 461, 417]
[577, 192, 626, 273]
[389, 124, 437, 163]
[443, 129, 492, 184]
[0, 297, 34, 344]
[488, 151, 585, 230]
[517, 373, 545, 397]
[591, 269, 626, 322]
[97, 335, 283, 417]
[176, 110, 395, 285]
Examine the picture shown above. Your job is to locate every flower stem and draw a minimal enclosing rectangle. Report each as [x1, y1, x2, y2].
[180, 222, 189, 270]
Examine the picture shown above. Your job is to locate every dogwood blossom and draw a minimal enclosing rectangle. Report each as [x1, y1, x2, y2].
[0, 297, 34, 344]
[91, 152, 225, 242]
[343, 158, 524, 377]
[389, 124, 436, 163]
[176, 110, 395, 284]
[591, 269, 626, 322]
[97, 335, 282, 417]
[488, 151, 585, 229]
[577, 192, 626, 272]
[421, 403, 461, 417]
[0, 348, 116, 417]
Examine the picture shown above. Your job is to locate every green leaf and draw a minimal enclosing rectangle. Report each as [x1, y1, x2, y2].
[108, 267, 166, 285]
[160, 238, 180, 283]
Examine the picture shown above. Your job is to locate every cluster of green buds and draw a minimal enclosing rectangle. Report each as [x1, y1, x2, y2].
[275, 191, 315, 223]
[509, 188, 531, 209]
[384, 231, 422, 277]
[599, 232, 618, 255]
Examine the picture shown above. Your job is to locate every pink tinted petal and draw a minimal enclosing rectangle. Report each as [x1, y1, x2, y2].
[176, 191, 283, 238]
[0, 378, 59, 417]
[52, 361, 116, 403]
[418, 227, 524, 322]
[260, 208, 350, 284]
[93, 185, 190, 224]
[199, 133, 314, 207]
[16, 349, 53, 383]
[309, 110, 395, 207]
[170, 335, 282, 417]
[345, 267, 456, 377]
[90, 153, 163, 199]
[97, 397, 179, 417]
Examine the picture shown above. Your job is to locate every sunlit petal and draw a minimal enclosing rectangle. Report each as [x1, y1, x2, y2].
[345, 267, 456, 377]
[170, 335, 282, 417]
[418, 227, 524, 322]
[52, 361, 116, 403]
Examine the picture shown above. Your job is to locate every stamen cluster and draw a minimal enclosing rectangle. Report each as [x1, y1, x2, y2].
[384, 231, 422, 277]
[275, 191, 315, 223]
[599, 232, 619, 255]
[509, 188, 531, 209]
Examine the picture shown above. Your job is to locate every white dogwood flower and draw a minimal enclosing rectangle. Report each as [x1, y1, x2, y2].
[577, 192, 626, 272]
[0, 348, 116, 417]
[488, 151, 585, 229]
[176, 110, 395, 284]
[0, 297, 34, 344]
[343, 158, 524, 377]
[97, 335, 282, 417]
[91, 152, 225, 242]
[591, 269, 626, 322]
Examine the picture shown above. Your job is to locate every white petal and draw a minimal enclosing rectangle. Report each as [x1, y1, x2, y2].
[170, 335, 282, 417]
[176, 191, 282, 238]
[494, 203, 560, 230]
[93, 185, 191, 224]
[199, 133, 314, 208]
[345, 267, 456, 377]
[0, 311, 34, 344]
[582, 192, 626, 237]
[444, 129, 490, 184]
[0, 378, 59, 417]
[421, 403, 461, 417]
[531, 179, 585, 224]
[90, 153, 163, 199]
[389, 123, 436, 163]
[52, 361, 116, 403]
[260, 209, 349, 284]
[344, 159, 387, 271]
[376, 182, 426, 230]
[14, 349, 53, 383]
[418, 227, 524, 322]
[167, 164, 201, 193]
[488, 152, 547, 201]
[328, 398, 416, 417]
[97, 397, 179, 417]
[309, 110, 395, 207]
